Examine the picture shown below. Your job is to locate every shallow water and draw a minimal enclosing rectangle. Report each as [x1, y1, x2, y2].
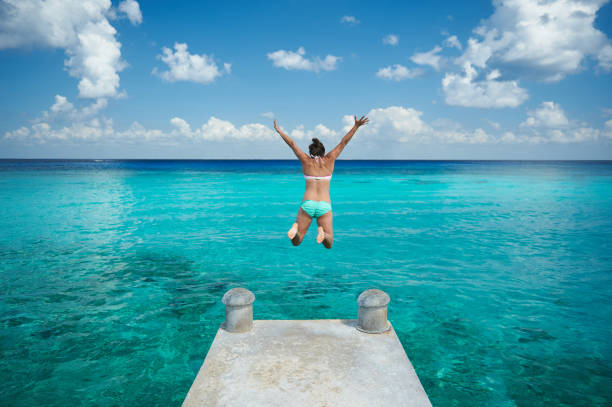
[1, 160, 611, 406]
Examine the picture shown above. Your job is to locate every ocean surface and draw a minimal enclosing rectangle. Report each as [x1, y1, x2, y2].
[1, 160, 611, 406]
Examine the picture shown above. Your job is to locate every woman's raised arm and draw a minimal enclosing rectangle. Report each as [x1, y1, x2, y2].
[326, 115, 369, 160]
[274, 120, 309, 161]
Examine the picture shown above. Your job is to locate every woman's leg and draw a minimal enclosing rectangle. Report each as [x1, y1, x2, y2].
[316, 211, 333, 249]
[288, 207, 312, 246]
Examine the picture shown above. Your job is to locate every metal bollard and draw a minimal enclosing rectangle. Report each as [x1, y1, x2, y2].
[221, 288, 255, 333]
[357, 289, 391, 333]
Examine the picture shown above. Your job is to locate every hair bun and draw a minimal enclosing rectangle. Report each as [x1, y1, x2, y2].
[309, 138, 325, 157]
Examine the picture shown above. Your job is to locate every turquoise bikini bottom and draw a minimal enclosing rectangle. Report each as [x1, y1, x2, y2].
[300, 200, 332, 218]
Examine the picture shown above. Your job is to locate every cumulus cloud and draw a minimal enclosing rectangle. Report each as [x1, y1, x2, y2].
[411, 46, 443, 71]
[4, 95, 112, 142]
[382, 34, 399, 46]
[5, 115, 341, 145]
[349, 106, 493, 144]
[0, 0, 136, 99]
[267, 47, 340, 72]
[443, 35, 462, 50]
[511, 101, 599, 143]
[118, 0, 142, 25]
[5, 114, 276, 143]
[376, 64, 424, 81]
[486, 120, 501, 130]
[5, 118, 115, 142]
[154, 42, 231, 84]
[348, 105, 601, 145]
[261, 112, 275, 119]
[42, 94, 108, 121]
[521, 101, 569, 128]
[442, 63, 529, 108]
[340, 16, 359, 25]
[434, 0, 612, 108]
[431, 120, 492, 144]
[5, 94, 605, 147]
[46, 95, 75, 118]
[289, 124, 337, 141]
[168, 116, 274, 141]
[598, 44, 612, 71]
[356, 106, 431, 142]
[169, 117, 191, 134]
[457, 0, 612, 82]
[604, 119, 612, 138]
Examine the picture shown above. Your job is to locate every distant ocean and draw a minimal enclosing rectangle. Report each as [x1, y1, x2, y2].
[1, 160, 611, 406]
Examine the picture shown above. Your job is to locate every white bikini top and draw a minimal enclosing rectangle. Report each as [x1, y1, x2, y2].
[304, 174, 332, 181]
[304, 155, 331, 180]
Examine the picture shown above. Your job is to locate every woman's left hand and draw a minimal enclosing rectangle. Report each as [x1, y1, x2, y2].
[354, 115, 369, 127]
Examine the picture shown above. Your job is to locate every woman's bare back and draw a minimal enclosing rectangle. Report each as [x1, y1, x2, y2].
[302, 156, 334, 202]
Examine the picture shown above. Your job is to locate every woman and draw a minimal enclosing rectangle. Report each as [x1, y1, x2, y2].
[273, 115, 369, 248]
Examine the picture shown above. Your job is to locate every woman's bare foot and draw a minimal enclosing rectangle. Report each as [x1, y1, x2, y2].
[287, 223, 298, 240]
[316, 226, 325, 244]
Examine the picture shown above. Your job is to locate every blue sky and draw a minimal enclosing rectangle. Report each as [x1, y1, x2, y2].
[1, 0, 612, 159]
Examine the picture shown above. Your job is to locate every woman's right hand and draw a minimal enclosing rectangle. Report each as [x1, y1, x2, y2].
[273, 120, 282, 134]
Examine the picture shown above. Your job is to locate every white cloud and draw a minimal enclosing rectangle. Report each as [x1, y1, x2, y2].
[261, 112, 275, 119]
[350, 106, 493, 144]
[442, 63, 528, 108]
[5, 118, 115, 142]
[267, 47, 340, 73]
[169, 117, 191, 134]
[382, 34, 399, 46]
[187, 117, 274, 141]
[118, 0, 142, 25]
[154, 42, 230, 84]
[350, 105, 599, 145]
[5, 95, 606, 147]
[117, 121, 166, 141]
[435, 0, 612, 108]
[500, 131, 518, 143]
[512, 101, 599, 143]
[376, 64, 424, 81]
[558, 127, 599, 143]
[435, 126, 492, 144]
[0, 0, 134, 99]
[457, 0, 612, 82]
[342, 115, 355, 133]
[47, 95, 74, 117]
[521, 101, 569, 128]
[598, 44, 612, 71]
[352, 106, 431, 142]
[170, 116, 283, 141]
[443, 35, 462, 50]
[486, 120, 501, 130]
[6, 115, 277, 143]
[340, 16, 359, 25]
[314, 124, 337, 138]
[411, 46, 443, 71]
[290, 124, 337, 140]
[42, 95, 108, 122]
[604, 119, 612, 138]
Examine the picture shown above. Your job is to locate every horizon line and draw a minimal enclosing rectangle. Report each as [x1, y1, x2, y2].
[1, 158, 611, 162]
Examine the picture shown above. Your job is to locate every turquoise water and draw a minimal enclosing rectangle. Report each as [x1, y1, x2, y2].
[1, 160, 611, 406]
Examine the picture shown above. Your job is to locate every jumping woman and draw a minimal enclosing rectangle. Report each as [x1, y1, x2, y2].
[273, 115, 369, 249]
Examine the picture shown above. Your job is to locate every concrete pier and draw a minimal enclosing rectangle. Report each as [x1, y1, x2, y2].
[183, 289, 431, 407]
